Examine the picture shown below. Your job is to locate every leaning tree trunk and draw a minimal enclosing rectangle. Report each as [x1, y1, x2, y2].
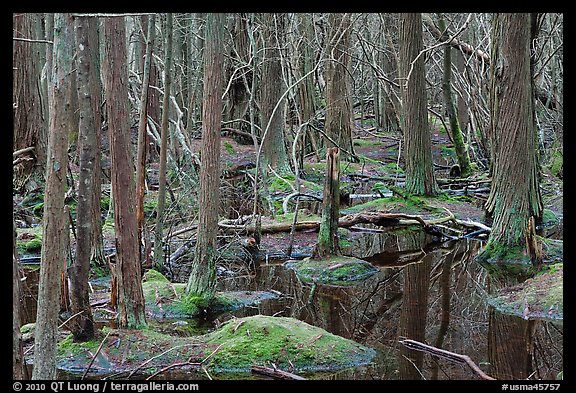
[313, 147, 341, 259]
[324, 13, 355, 159]
[32, 13, 74, 380]
[68, 15, 97, 342]
[102, 15, 147, 329]
[483, 13, 543, 262]
[398, 13, 438, 196]
[186, 13, 225, 300]
[261, 13, 291, 175]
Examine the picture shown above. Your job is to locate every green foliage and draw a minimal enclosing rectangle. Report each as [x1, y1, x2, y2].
[223, 141, 236, 155]
[440, 145, 456, 158]
[100, 195, 110, 211]
[382, 162, 404, 174]
[268, 174, 296, 193]
[548, 150, 563, 178]
[352, 138, 382, 148]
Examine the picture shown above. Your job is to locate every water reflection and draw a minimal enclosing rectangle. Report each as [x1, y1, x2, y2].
[20, 230, 562, 380]
[216, 231, 563, 380]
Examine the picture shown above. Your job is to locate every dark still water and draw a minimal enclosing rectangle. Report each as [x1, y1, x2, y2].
[22, 230, 561, 380]
[214, 232, 563, 380]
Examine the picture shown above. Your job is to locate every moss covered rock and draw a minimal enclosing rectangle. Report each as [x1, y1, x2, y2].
[284, 256, 379, 286]
[487, 263, 563, 322]
[142, 270, 278, 318]
[56, 315, 376, 376]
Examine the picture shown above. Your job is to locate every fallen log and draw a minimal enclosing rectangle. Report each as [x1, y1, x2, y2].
[251, 365, 306, 380]
[218, 208, 491, 237]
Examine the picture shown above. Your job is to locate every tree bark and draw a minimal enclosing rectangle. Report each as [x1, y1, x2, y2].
[324, 13, 355, 159]
[102, 15, 147, 329]
[397, 231, 430, 380]
[261, 13, 291, 175]
[136, 14, 156, 260]
[484, 13, 543, 257]
[438, 14, 473, 177]
[313, 147, 341, 258]
[398, 13, 438, 196]
[154, 13, 174, 271]
[12, 13, 48, 184]
[68, 15, 97, 342]
[186, 13, 225, 299]
[32, 13, 74, 380]
[86, 18, 106, 267]
[13, 220, 28, 379]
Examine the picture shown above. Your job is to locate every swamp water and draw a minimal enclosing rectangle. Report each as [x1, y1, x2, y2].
[21, 230, 563, 380]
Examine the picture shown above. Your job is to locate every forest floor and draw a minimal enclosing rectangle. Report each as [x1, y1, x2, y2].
[15, 117, 563, 378]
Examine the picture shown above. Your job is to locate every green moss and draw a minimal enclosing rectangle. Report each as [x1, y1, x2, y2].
[353, 139, 382, 148]
[204, 315, 376, 372]
[541, 209, 559, 225]
[285, 256, 379, 286]
[382, 162, 404, 174]
[476, 242, 532, 268]
[223, 141, 236, 155]
[57, 316, 376, 375]
[487, 264, 563, 321]
[142, 269, 170, 283]
[17, 236, 43, 253]
[57, 334, 100, 356]
[548, 150, 563, 178]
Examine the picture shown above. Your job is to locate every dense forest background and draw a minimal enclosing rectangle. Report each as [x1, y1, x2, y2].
[13, 13, 562, 380]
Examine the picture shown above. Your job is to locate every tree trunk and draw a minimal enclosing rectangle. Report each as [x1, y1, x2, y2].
[154, 13, 173, 271]
[397, 231, 430, 380]
[324, 13, 355, 159]
[86, 18, 106, 268]
[261, 13, 291, 175]
[13, 220, 28, 380]
[32, 13, 74, 380]
[12, 13, 48, 185]
[224, 13, 251, 132]
[68, 16, 97, 342]
[488, 307, 536, 379]
[136, 14, 156, 261]
[313, 147, 341, 258]
[102, 15, 147, 329]
[438, 14, 473, 177]
[484, 13, 543, 259]
[186, 13, 225, 300]
[296, 14, 319, 160]
[398, 13, 438, 196]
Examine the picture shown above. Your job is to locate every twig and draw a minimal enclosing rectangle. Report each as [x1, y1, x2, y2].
[128, 343, 200, 378]
[81, 331, 111, 380]
[400, 339, 495, 380]
[233, 320, 246, 334]
[13, 146, 35, 157]
[58, 310, 84, 329]
[13, 37, 53, 44]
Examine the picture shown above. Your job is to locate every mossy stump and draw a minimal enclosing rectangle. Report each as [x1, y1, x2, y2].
[142, 270, 278, 318]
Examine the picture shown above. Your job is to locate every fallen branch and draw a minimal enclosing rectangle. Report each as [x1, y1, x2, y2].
[82, 331, 112, 380]
[251, 365, 307, 380]
[400, 339, 495, 380]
